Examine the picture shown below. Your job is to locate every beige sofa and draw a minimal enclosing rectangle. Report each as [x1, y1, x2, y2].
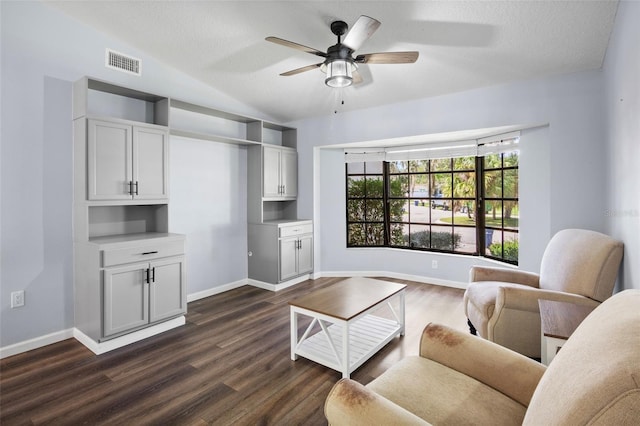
[464, 228, 623, 358]
[325, 289, 640, 425]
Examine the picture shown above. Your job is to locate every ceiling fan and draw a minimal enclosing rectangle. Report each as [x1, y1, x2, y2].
[266, 15, 419, 88]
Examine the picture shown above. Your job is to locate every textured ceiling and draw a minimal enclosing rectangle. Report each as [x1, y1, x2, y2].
[49, 1, 619, 123]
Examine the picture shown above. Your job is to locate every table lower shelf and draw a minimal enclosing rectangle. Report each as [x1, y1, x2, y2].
[295, 314, 402, 376]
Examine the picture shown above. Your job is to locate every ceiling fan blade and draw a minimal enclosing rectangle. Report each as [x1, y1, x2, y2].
[342, 15, 381, 51]
[355, 51, 419, 64]
[265, 37, 327, 58]
[280, 63, 323, 76]
[352, 70, 364, 85]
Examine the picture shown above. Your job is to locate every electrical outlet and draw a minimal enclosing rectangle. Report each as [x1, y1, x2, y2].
[11, 290, 25, 308]
[431, 260, 438, 269]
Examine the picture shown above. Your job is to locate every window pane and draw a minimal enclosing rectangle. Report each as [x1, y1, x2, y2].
[410, 175, 429, 197]
[503, 169, 518, 198]
[389, 199, 408, 222]
[388, 161, 407, 173]
[348, 223, 366, 246]
[389, 175, 409, 197]
[365, 161, 383, 174]
[366, 176, 384, 197]
[504, 151, 519, 167]
[347, 199, 365, 222]
[453, 172, 476, 198]
[453, 201, 475, 224]
[484, 201, 502, 227]
[366, 224, 385, 245]
[409, 200, 430, 223]
[431, 173, 451, 198]
[347, 176, 365, 198]
[347, 162, 364, 174]
[366, 200, 385, 221]
[488, 231, 518, 262]
[484, 154, 501, 169]
[409, 160, 428, 173]
[454, 156, 475, 171]
[454, 226, 476, 253]
[430, 225, 456, 250]
[389, 223, 409, 246]
[484, 170, 502, 197]
[409, 225, 431, 249]
[431, 158, 451, 171]
[503, 201, 519, 230]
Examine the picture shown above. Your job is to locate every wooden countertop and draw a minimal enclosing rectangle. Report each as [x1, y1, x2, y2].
[539, 299, 596, 340]
[289, 277, 406, 321]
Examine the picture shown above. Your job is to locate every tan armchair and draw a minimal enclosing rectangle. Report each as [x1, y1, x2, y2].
[463, 228, 623, 358]
[325, 290, 640, 425]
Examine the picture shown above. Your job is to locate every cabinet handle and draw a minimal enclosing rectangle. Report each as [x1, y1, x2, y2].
[151, 267, 156, 283]
[128, 181, 134, 195]
[145, 268, 150, 284]
[135, 181, 139, 195]
[141, 251, 159, 255]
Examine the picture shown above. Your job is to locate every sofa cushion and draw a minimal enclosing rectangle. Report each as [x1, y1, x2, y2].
[367, 356, 526, 426]
[524, 290, 640, 425]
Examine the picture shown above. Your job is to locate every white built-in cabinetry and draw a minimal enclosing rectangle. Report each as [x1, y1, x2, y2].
[73, 76, 312, 352]
[73, 77, 185, 351]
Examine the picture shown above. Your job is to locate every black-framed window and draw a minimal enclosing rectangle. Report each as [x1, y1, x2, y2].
[345, 151, 519, 264]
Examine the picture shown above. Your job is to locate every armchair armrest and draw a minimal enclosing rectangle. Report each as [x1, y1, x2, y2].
[497, 286, 601, 313]
[470, 266, 540, 288]
[419, 323, 546, 407]
[325, 378, 430, 426]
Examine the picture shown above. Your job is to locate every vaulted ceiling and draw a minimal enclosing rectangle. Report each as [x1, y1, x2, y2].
[49, 1, 619, 123]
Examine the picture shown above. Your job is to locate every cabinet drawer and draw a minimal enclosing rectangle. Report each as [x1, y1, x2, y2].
[279, 223, 313, 238]
[102, 240, 184, 267]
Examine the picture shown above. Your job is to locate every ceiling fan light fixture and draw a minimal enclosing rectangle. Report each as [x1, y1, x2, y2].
[325, 59, 355, 88]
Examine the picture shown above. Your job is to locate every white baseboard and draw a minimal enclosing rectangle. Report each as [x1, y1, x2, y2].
[187, 278, 248, 302]
[73, 316, 186, 355]
[248, 274, 311, 292]
[0, 328, 74, 359]
[318, 270, 467, 290]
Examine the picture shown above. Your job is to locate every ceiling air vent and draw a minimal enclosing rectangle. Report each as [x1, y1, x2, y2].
[105, 48, 141, 76]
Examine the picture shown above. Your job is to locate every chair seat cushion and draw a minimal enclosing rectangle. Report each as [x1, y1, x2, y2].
[465, 281, 533, 337]
[367, 356, 526, 426]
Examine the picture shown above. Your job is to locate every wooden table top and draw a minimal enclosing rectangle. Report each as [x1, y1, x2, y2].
[539, 299, 597, 340]
[289, 277, 406, 321]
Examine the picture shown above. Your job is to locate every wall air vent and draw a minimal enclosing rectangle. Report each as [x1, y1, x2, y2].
[105, 49, 141, 76]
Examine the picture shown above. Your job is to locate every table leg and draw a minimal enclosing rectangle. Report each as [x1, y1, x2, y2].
[342, 321, 350, 378]
[290, 308, 298, 361]
[399, 291, 406, 336]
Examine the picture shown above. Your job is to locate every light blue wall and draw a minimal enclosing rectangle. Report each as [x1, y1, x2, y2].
[0, 2, 264, 347]
[603, 0, 640, 291]
[292, 70, 606, 283]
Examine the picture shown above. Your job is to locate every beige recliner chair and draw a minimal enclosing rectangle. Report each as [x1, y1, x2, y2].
[325, 290, 640, 425]
[464, 228, 623, 358]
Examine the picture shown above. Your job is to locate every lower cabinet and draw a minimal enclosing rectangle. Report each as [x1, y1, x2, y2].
[248, 220, 313, 284]
[103, 255, 185, 337]
[74, 233, 186, 343]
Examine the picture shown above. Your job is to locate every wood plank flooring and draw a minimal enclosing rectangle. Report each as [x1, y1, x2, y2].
[0, 277, 465, 425]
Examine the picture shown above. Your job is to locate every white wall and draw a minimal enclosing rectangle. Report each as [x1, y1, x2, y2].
[0, 2, 264, 348]
[603, 0, 640, 291]
[293, 70, 606, 283]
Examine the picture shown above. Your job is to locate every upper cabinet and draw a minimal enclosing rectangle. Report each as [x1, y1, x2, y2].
[87, 119, 169, 201]
[263, 145, 297, 199]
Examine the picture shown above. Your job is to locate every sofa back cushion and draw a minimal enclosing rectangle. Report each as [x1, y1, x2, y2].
[539, 229, 623, 302]
[524, 290, 640, 425]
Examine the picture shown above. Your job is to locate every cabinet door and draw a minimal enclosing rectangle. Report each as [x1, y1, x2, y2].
[149, 256, 186, 323]
[103, 263, 149, 337]
[88, 119, 133, 201]
[297, 235, 314, 275]
[279, 238, 298, 281]
[133, 126, 169, 200]
[263, 146, 281, 198]
[281, 149, 298, 198]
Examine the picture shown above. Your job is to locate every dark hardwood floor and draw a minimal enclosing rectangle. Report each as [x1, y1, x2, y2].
[0, 277, 465, 425]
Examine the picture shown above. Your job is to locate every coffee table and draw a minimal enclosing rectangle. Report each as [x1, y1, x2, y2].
[289, 277, 406, 378]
